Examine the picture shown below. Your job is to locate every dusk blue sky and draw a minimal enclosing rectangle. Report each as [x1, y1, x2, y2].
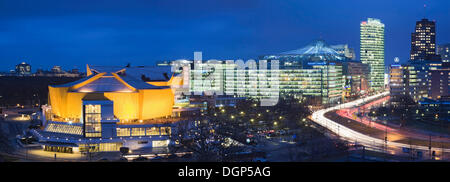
[1, 0, 449, 72]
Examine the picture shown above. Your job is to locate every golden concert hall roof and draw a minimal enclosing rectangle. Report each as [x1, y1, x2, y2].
[51, 64, 174, 92]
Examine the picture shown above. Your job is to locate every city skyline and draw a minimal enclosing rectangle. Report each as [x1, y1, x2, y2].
[1, 0, 450, 165]
[1, 0, 450, 72]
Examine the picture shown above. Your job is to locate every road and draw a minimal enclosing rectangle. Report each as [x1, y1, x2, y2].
[311, 92, 450, 160]
[336, 96, 450, 143]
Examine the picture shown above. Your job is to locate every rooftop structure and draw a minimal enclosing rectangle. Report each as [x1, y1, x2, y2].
[48, 64, 176, 123]
[262, 40, 345, 69]
[330, 44, 356, 60]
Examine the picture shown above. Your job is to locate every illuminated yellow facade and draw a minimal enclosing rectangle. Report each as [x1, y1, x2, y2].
[48, 65, 175, 123]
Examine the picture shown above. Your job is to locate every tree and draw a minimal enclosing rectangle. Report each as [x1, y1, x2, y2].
[170, 116, 241, 162]
[272, 95, 311, 129]
[389, 94, 416, 127]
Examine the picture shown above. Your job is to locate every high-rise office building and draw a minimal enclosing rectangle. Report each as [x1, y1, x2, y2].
[410, 18, 441, 61]
[360, 18, 385, 91]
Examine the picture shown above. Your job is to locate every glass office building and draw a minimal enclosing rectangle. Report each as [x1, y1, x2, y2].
[389, 61, 443, 103]
[360, 18, 385, 91]
[262, 40, 344, 105]
[189, 40, 345, 105]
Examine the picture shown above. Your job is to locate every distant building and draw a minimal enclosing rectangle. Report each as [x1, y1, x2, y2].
[330, 44, 356, 60]
[389, 61, 442, 103]
[342, 60, 369, 98]
[15, 62, 32, 76]
[70, 68, 80, 74]
[410, 18, 441, 62]
[437, 44, 450, 67]
[418, 96, 450, 123]
[428, 68, 450, 100]
[389, 64, 406, 102]
[360, 18, 385, 91]
[156, 61, 172, 66]
[36, 66, 83, 77]
[51, 66, 62, 73]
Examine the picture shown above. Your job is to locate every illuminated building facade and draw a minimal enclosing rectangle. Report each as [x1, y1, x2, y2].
[342, 60, 369, 98]
[418, 96, 450, 123]
[360, 18, 385, 91]
[263, 40, 344, 105]
[437, 44, 450, 66]
[330, 44, 356, 60]
[428, 68, 450, 100]
[15, 62, 31, 76]
[188, 40, 345, 105]
[389, 61, 442, 103]
[389, 64, 406, 98]
[33, 65, 183, 153]
[410, 19, 441, 62]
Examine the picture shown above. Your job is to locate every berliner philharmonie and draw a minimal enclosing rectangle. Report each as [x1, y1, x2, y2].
[32, 65, 185, 153]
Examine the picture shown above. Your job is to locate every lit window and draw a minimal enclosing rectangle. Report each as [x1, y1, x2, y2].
[146, 127, 160, 136]
[131, 128, 146, 136]
[160, 127, 171, 135]
[117, 128, 130, 136]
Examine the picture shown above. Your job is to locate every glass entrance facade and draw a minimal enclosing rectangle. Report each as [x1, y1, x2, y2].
[84, 104, 102, 137]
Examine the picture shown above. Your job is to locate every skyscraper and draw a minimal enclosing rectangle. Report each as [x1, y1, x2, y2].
[360, 18, 385, 91]
[410, 18, 440, 61]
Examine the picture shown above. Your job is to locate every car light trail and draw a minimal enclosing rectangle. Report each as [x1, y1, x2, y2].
[311, 92, 450, 154]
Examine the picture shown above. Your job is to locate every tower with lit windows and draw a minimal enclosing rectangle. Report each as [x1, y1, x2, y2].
[410, 19, 441, 62]
[360, 18, 385, 91]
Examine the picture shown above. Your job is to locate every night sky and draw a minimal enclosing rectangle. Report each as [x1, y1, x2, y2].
[1, 0, 449, 72]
